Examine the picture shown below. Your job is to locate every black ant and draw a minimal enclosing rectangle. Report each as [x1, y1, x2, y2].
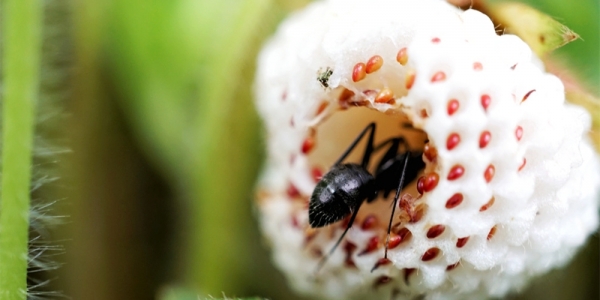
[309, 122, 425, 272]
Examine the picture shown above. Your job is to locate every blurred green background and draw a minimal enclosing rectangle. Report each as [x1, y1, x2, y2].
[7, 0, 598, 299]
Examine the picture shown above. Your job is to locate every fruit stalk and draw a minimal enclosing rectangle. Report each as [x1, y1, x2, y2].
[0, 0, 43, 298]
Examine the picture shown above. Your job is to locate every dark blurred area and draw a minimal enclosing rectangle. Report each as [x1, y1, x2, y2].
[19, 0, 598, 299]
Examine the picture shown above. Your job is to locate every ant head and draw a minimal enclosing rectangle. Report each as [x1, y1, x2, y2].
[309, 164, 375, 228]
[308, 171, 352, 228]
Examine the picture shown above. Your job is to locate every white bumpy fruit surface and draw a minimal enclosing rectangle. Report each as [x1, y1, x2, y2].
[254, 0, 600, 299]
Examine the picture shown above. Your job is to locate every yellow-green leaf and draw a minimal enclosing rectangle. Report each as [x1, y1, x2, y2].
[490, 2, 579, 56]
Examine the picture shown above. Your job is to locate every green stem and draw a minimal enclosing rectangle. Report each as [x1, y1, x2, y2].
[0, 0, 42, 298]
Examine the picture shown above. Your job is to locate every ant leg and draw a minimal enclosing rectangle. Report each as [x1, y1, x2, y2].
[366, 138, 409, 202]
[314, 206, 360, 274]
[369, 136, 425, 203]
[373, 137, 409, 153]
[384, 152, 410, 259]
[372, 138, 406, 173]
[333, 122, 377, 168]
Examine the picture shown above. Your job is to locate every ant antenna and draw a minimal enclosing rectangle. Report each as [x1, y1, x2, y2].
[314, 208, 360, 273]
[384, 152, 410, 259]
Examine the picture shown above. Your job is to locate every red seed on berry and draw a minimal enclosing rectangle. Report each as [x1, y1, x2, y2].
[446, 261, 460, 271]
[291, 215, 300, 228]
[431, 71, 446, 83]
[405, 70, 416, 89]
[377, 257, 392, 266]
[447, 165, 465, 180]
[423, 143, 437, 162]
[352, 63, 366, 82]
[394, 227, 412, 245]
[487, 226, 497, 240]
[447, 99, 459, 115]
[516, 126, 523, 141]
[287, 183, 300, 199]
[484, 164, 495, 183]
[316, 101, 329, 115]
[361, 214, 378, 230]
[397, 48, 408, 65]
[366, 55, 383, 74]
[301, 136, 316, 154]
[421, 247, 440, 261]
[521, 89, 536, 103]
[374, 276, 392, 287]
[370, 258, 392, 272]
[479, 131, 491, 148]
[387, 234, 402, 249]
[446, 193, 464, 209]
[519, 158, 527, 171]
[359, 236, 380, 255]
[456, 236, 469, 248]
[481, 94, 491, 111]
[375, 88, 394, 103]
[480, 196, 495, 212]
[446, 133, 460, 150]
[338, 88, 355, 105]
[427, 225, 446, 238]
[311, 166, 323, 182]
[417, 172, 440, 193]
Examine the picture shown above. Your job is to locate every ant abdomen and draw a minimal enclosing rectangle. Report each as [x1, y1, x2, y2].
[309, 163, 375, 228]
